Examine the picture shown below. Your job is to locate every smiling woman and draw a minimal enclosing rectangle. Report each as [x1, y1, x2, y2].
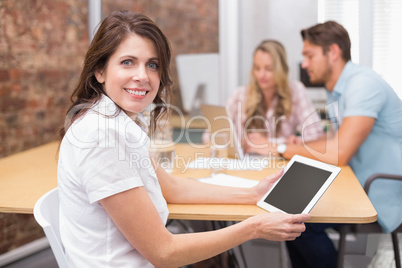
[57, 10, 310, 268]
[60, 10, 173, 139]
[94, 34, 161, 119]
[224, 40, 324, 156]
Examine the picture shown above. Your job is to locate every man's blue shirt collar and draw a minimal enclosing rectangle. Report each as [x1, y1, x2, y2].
[332, 60, 353, 96]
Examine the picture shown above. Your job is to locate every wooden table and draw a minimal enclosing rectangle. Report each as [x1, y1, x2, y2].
[0, 142, 59, 214]
[0, 141, 377, 224]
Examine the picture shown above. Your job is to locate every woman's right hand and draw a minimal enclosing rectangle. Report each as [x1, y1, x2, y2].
[250, 212, 310, 241]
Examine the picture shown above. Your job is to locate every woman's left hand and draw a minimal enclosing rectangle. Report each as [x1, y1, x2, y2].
[252, 169, 284, 203]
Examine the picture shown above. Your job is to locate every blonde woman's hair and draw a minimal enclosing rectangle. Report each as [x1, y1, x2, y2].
[245, 40, 292, 136]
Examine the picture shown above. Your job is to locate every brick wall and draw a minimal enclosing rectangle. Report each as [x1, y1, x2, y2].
[0, 0, 88, 254]
[0, 0, 218, 255]
[0, 0, 88, 158]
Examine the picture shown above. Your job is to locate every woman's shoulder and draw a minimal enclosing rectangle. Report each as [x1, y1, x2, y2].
[226, 85, 249, 109]
[233, 85, 248, 95]
[289, 80, 307, 93]
[62, 111, 101, 150]
[65, 107, 148, 151]
[65, 105, 112, 139]
[289, 80, 310, 99]
[229, 85, 248, 100]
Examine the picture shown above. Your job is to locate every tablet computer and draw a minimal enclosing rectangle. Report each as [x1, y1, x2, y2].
[257, 155, 341, 214]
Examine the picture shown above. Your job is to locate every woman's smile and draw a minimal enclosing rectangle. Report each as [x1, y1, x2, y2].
[124, 88, 150, 99]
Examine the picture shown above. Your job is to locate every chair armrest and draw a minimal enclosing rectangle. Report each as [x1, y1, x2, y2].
[364, 173, 402, 193]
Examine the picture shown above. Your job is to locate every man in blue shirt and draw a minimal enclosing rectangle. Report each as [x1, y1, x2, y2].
[268, 21, 402, 268]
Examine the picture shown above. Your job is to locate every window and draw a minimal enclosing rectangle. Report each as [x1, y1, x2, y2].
[318, 0, 359, 63]
[318, 0, 402, 99]
[372, 0, 402, 99]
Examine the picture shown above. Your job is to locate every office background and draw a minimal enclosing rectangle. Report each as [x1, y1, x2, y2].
[0, 0, 400, 265]
[0, 0, 219, 255]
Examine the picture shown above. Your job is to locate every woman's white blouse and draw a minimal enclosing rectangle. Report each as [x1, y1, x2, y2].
[58, 95, 168, 267]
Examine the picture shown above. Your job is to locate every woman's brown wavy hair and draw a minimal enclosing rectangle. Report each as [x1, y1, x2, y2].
[60, 10, 173, 138]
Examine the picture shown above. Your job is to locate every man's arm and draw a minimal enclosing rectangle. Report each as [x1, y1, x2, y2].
[283, 116, 375, 165]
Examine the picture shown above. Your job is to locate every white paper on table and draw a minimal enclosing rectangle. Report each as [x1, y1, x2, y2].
[186, 156, 269, 171]
[198, 173, 259, 188]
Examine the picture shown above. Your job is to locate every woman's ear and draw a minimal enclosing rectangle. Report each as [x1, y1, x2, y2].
[94, 69, 105, 84]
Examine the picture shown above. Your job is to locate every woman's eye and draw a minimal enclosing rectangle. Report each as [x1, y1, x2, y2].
[122, 60, 132, 66]
[148, 62, 159, 70]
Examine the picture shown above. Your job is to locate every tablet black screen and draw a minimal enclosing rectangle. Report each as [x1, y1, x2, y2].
[263, 161, 332, 214]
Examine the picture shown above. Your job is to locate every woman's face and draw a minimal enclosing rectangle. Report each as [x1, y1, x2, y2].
[252, 50, 277, 91]
[95, 34, 161, 119]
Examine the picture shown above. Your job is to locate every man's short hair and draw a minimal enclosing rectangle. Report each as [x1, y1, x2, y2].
[301, 21, 351, 62]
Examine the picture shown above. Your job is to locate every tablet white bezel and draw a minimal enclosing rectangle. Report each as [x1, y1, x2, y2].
[257, 155, 341, 214]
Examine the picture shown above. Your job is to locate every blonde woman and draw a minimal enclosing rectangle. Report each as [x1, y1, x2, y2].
[227, 40, 323, 156]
